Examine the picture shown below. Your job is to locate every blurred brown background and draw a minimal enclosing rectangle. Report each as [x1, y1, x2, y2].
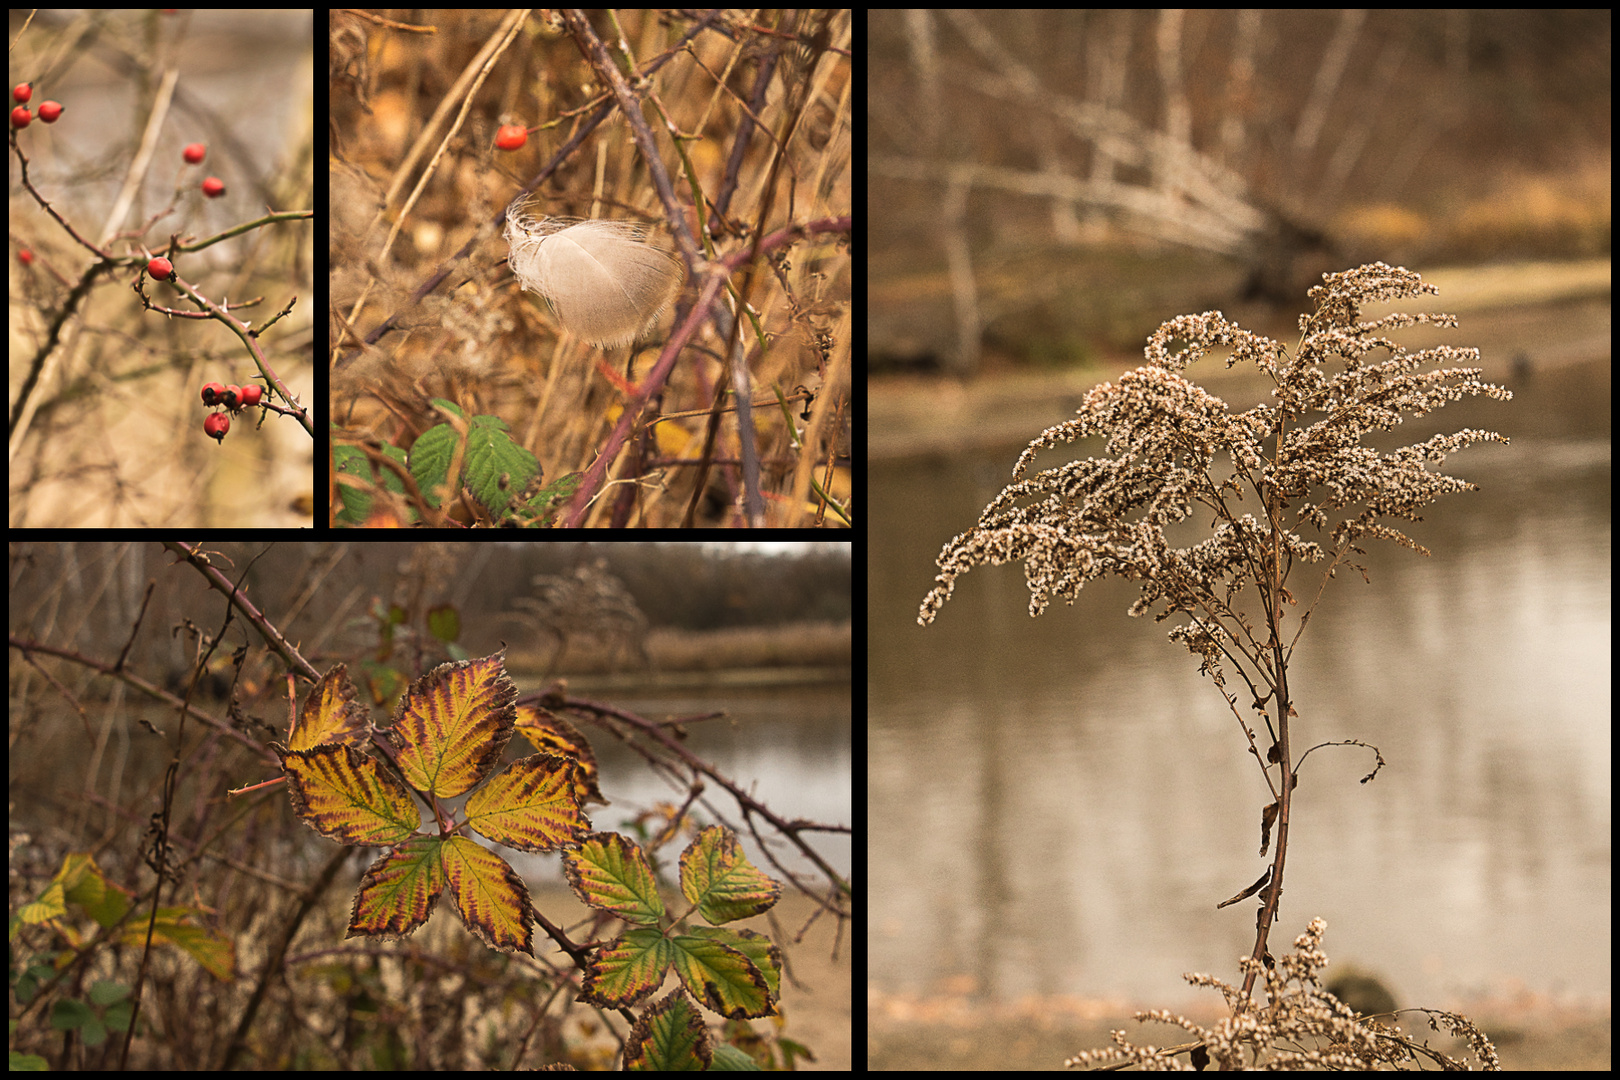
[869, 9, 1608, 380]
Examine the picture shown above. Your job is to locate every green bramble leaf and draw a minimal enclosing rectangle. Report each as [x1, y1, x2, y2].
[622, 989, 714, 1070]
[567, 827, 782, 1020]
[562, 832, 666, 925]
[577, 926, 675, 1011]
[664, 929, 775, 1020]
[680, 826, 783, 925]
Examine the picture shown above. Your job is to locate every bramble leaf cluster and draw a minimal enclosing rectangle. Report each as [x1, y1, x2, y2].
[275, 652, 588, 954]
[268, 649, 784, 1033]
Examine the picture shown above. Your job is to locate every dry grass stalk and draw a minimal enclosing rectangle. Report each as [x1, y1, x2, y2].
[919, 263, 1510, 1071]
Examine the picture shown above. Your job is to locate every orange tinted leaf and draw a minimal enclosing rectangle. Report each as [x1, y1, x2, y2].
[384, 652, 517, 798]
[562, 832, 665, 925]
[666, 929, 774, 1019]
[514, 704, 608, 806]
[578, 926, 673, 1010]
[465, 754, 591, 853]
[348, 836, 444, 940]
[280, 744, 421, 846]
[679, 826, 782, 924]
[287, 664, 371, 752]
[440, 835, 533, 955]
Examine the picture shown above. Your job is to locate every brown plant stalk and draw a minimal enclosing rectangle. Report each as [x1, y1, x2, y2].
[918, 263, 1509, 1069]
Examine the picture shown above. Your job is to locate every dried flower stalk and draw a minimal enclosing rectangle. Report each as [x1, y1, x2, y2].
[918, 263, 1509, 1069]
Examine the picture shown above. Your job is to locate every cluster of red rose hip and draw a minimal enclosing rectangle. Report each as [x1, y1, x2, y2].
[9, 81, 62, 126]
[19, 77, 252, 444]
[180, 141, 226, 198]
[199, 381, 265, 444]
[12, 83, 226, 199]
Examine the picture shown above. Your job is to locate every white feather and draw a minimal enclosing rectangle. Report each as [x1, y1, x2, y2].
[504, 206, 681, 348]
